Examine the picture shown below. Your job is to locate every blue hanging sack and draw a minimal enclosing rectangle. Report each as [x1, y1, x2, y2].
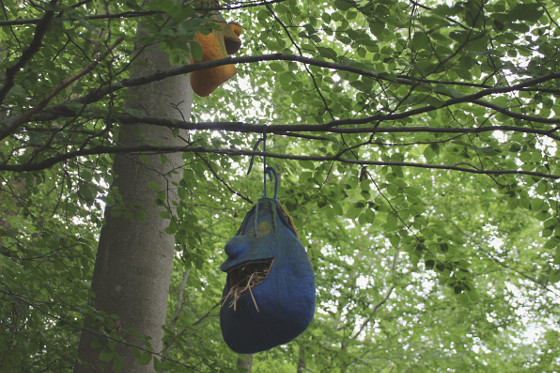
[220, 197, 316, 354]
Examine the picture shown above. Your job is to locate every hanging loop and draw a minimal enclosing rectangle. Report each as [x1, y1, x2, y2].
[246, 126, 278, 200]
[265, 166, 278, 200]
[246, 137, 264, 176]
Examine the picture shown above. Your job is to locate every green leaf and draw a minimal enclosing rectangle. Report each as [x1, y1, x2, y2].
[113, 353, 124, 372]
[137, 352, 152, 366]
[159, 210, 171, 219]
[411, 32, 431, 50]
[316, 46, 338, 60]
[510, 3, 543, 23]
[346, 203, 363, 219]
[550, 270, 560, 284]
[334, 0, 352, 11]
[165, 220, 178, 234]
[99, 349, 114, 362]
[268, 62, 285, 72]
[384, 212, 398, 230]
[278, 71, 294, 87]
[190, 41, 203, 61]
[509, 143, 522, 152]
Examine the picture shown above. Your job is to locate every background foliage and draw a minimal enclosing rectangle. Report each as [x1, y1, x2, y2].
[1, 0, 559, 371]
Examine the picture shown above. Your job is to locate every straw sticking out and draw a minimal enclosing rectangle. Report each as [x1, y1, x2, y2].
[222, 260, 274, 312]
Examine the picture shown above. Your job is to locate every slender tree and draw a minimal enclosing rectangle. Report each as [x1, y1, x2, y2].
[74, 22, 193, 373]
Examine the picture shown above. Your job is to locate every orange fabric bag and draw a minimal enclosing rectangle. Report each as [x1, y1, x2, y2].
[190, 21, 242, 97]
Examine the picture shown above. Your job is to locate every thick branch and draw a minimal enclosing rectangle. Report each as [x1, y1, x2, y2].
[2, 144, 558, 180]
[0, 0, 289, 26]
[112, 115, 560, 140]
[0, 10, 159, 26]
[3, 54, 558, 129]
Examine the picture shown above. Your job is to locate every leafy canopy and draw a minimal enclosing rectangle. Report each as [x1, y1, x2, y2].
[1, 0, 560, 371]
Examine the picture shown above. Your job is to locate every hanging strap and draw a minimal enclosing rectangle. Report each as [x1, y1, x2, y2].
[247, 126, 278, 200]
[265, 166, 278, 200]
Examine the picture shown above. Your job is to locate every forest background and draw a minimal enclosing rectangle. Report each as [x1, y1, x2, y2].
[1, 0, 559, 372]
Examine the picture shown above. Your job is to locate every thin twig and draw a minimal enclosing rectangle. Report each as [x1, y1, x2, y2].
[0, 0, 58, 104]
[0, 36, 125, 141]
[352, 251, 399, 339]
[0, 287, 202, 372]
[196, 154, 253, 203]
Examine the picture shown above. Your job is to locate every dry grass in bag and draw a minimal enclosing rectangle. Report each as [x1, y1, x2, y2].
[222, 260, 274, 312]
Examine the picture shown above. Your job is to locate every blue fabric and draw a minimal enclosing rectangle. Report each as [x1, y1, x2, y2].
[220, 198, 316, 354]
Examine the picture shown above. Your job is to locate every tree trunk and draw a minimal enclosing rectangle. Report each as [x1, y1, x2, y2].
[74, 21, 193, 372]
[237, 354, 253, 372]
[297, 346, 306, 373]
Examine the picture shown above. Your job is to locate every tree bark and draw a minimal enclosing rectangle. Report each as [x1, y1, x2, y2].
[297, 346, 306, 373]
[74, 21, 193, 372]
[237, 354, 253, 372]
